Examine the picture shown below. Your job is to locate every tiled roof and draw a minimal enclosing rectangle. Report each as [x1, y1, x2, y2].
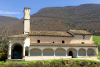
[69, 29, 92, 35]
[30, 43, 97, 47]
[8, 34, 29, 38]
[29, 31, 73, 37]
[8, 29, 92, 38]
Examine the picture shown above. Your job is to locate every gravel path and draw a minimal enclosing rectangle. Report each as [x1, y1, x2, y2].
[70, 57, 100, 61]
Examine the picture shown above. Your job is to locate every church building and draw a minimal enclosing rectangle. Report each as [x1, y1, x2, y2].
[7, 7, 98, 61]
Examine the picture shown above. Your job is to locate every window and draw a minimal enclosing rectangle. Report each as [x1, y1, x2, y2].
[53, 42, 54, 43]
[62, 40, 65, 43]
[82, 42, 84, 44]
[83, 35, 85, 39]
[37, 40, 40, 43]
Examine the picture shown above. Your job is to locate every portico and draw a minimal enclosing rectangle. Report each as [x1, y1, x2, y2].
[28, 46, 97, 57]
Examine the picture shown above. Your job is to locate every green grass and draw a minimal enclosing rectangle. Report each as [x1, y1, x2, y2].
[93, 36, 100, 42]
[0, 58, 100, 66]
[0, 59, 63, 66]
[68, 58, 100, 62]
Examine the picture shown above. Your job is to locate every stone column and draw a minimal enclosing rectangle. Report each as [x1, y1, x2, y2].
[54, 50, 55, 56]
[23, 45, 25, 59]
[77, 49, 78, 57]
[66, 50, 67, 56]
[86, 49, 87, 56]
[41, 50, 43, 56]
[96, 47, 98, 56]
[28, 49, 30, 56]
[8, 42, 12, 59]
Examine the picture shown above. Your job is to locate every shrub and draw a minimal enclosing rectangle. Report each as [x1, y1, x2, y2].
[7, 62, 25, 67]
[80, 61, 90, 66]
[34, 61, 44, 67]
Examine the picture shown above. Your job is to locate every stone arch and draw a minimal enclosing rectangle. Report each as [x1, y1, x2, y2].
[11, 43, 23, 59]
[87, 48, 96, 56]
[30, 48, 41, 56]
[43, 48, 54, 56]
[55, 47, 66, 56]
[67, 47, 77, 58]
[78, 48, 86, 56]
[11, 42, 23, 48]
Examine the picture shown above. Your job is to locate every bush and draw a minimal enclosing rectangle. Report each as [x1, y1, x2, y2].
[1, 59, 100, 67]
[0, 43, 8, 61]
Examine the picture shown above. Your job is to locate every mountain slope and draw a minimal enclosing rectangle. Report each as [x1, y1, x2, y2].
[0, 16, 19, 28]
[32, 4, 100, 32]
[1, 4, 100, 40]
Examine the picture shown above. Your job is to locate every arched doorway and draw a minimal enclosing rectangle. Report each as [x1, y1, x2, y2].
[67, 48, 77, 58]
[69, 51, 73, 58]
[11, 43, 23, 59]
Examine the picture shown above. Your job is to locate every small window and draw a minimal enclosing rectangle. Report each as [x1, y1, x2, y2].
[37, 40, 40, 43]
[82, 42, 84, 44]
[83, 35, 85, 39]
[62, 40, 65, 43]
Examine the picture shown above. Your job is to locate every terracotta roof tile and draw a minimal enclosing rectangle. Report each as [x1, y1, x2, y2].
[29, 31, 73, 36]
[69, 29, 92, 35]
[30, 43, 97, 47]
[8, 34, 29, 38]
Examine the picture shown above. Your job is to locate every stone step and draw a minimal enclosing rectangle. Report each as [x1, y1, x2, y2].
[5, 59, 25, 62]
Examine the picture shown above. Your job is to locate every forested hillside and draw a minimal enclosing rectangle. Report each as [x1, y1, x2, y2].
[0, 4, 100, 40]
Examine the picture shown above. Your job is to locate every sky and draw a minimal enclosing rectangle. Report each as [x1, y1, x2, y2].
[0, 0, 100, 19]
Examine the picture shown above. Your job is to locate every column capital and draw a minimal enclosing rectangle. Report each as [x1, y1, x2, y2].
[9, 40, 12, 43]
[76, 48, 80, 51]
[23, 40, 25, 44]
[85, 48, 88, 51]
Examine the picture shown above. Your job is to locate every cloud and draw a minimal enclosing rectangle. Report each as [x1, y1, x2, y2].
[0, 10, 21, 14]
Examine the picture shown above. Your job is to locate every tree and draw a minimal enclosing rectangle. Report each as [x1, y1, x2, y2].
[0, 43, 8, 61]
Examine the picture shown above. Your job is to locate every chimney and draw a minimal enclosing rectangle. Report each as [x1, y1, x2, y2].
[23, 7, 31, 34]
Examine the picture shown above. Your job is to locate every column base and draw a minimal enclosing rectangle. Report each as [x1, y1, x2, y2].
[23, 56, 25, 59]
[8, 55, 11, 59]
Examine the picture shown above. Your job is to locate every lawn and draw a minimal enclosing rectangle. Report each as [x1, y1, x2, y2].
[93, 36, 100, 42]
[0, 59, 100, 67]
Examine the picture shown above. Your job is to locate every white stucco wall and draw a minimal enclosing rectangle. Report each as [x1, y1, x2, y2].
[70, 35, 93, 44]
[24, 8, 30, 19]
[24, 37, 30, 47]
[30, 35, 93, 44]
[24, 20, 30, 34]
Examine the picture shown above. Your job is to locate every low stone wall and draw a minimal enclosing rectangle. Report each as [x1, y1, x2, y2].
[25, 56, 72, 61]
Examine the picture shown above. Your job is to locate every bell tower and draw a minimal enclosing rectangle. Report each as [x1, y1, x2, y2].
[24, 7, 31, 34]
